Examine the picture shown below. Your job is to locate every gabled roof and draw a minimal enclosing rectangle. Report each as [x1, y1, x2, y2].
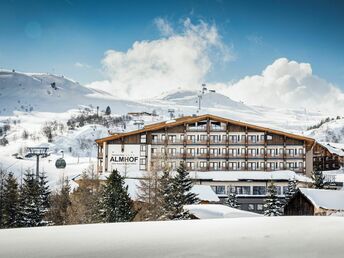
[95, 114, 315, 145]
[299, 188, 344, 210]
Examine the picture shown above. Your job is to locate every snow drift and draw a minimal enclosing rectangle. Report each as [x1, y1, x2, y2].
[0, 217, 344, 258]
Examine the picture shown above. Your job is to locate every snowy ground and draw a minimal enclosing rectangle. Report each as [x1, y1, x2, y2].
[0, 217, 344, 258]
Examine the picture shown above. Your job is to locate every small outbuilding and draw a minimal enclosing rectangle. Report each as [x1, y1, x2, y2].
[284, 188, 344, 216]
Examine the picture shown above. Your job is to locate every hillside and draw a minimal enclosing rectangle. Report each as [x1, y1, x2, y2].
[305, 117, 344, 143]
[0, 70, 150, 115]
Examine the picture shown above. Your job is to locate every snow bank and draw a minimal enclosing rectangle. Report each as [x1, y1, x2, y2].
[184, 204, 261, 219]
[1, 217, 344, 258]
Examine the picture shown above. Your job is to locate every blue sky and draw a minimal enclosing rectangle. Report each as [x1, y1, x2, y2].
[1, 0, 344, 90]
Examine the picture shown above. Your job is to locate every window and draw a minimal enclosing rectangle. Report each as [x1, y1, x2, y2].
[200, 161, 207, 168]
[248, 204, 255, 211]
[275, 186, 282, 195]
[140, 134, 146, 143]
[187, 162, 195, 170]
[168, 148, 176, 155]
[168, 135, 176, 143]
[213, 186, 226, 195]
[235, 186, 251, 195]
[257, 204, 263, 211]
[282, 186, 288, 195]
[187, 135, 196, 143]
[152, 135, 158, 143]
[253, 186, 266, 195]
[200, 134, 208, 142]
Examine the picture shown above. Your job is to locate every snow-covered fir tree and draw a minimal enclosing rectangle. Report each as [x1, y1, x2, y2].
[0, 169, 5, 228]
[167, 162, 199, 220]
[36, 172, 51, 226]
[158, 167, 174, 220]
[226, 189, 239, 209]
[100, 169, 135, 223]
[2, 172, 20, 228]
[312, 169, 325, 189]
[264, 181, 282, 216]
[284, 178, 298, 204]
[18, 170, 51, 227]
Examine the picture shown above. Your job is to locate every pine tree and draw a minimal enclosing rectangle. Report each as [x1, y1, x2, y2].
[312, 169, 325, 189]
[158, 167, 174, 220]
[174, 162, 199, 205]
[36, 172, 51, 226]
[18, 170, 51, 227]
[167, 163, 199, 220]
[0, 169, 5, 228]
[105, 106, 111, 115]
[284, 178, 298, 204]
[3, 172, 20, 228]
[18, 170, 39, 227]
[264, 181, 282, 216]
[226, 189, 239, 209]
[99, 169, 136, 223]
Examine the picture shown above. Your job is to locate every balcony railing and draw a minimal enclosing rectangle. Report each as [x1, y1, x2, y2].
[247, 139, 265, 144]
[228, 139, 246, 144]
[247, 154, 265, 158]
[285, 154, 304, 159]
[187, 127, 207, 132]
[210, 126, 227, 131]
[266, 154, 284, 159]
[151, 139, 166, 145]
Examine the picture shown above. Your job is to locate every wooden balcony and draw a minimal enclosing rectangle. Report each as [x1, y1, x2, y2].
[187, 127, 207, 132]
[285, 154, 304, 159]
[266, 154, 284, 159]
[228, 140, 246, 145]
[247, 154, 265, 158]
[151, 140, 166, 145]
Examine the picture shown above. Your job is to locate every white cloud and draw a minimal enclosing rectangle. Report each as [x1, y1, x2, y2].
[213, 58, 344, 112]
[87, 18, 232, 99]
[75, 62, 91, 68]
[154, 17, 174, 37]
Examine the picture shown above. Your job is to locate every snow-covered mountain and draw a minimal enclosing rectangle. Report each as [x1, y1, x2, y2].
[305, 117, 344, 143]
[0, 70, 148, 115]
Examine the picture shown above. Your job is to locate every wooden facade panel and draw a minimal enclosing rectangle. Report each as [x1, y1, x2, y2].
[166, 124, 185, 133]
[266, 134, 285, 145]
[228, 124, 246, 132]
[284, 192, 315, 216]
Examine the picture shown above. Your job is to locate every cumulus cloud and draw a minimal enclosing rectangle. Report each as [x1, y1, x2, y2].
[213, 58, 344, 112]
[87, 18, 232, 99]
[154, 17, 174, 36]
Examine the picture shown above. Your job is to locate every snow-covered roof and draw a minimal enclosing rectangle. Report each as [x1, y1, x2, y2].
[299, 188, 344, 210]
[184, 204, 261, 219]
[191, 185, 219, 202]
[319, 142, 344, 157]
[189, 170, 312, 183]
